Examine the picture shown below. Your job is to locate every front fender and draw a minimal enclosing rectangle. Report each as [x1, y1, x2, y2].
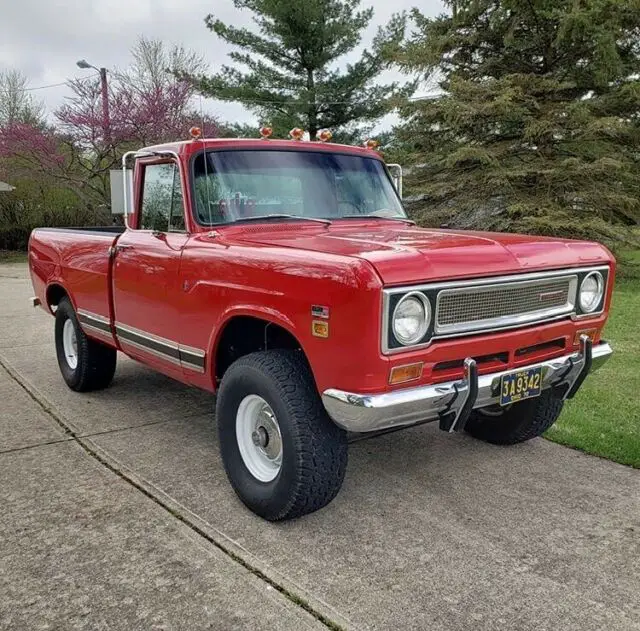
[208, 305, 304, 372]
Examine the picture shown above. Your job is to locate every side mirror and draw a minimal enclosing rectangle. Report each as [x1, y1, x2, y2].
[109, 168, 134, 214]
[387, 164, 403, 199]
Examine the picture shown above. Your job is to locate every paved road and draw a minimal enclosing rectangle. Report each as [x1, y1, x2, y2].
[1, 262, 639, 630]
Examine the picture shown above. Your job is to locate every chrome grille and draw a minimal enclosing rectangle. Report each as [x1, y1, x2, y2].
[435, 276, 576, 335]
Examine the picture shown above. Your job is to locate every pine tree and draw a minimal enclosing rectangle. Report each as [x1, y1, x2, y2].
[188, 0, 413, 140]
[396, 0, 640, 246]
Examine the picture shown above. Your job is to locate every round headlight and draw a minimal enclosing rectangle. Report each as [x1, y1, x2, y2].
[392, 292, 430, 346]
[579, 272, 604, 313]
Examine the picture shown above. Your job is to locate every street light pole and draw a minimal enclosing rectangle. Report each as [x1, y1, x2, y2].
[98, 67, 110, 144]
[76, 59, 110, 144]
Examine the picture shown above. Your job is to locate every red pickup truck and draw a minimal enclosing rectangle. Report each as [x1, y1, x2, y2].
[29, 135, 614, 520]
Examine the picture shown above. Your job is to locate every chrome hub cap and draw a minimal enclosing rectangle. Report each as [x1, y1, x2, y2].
[236, 394, 283, 482]
[62, 319, 78, 370]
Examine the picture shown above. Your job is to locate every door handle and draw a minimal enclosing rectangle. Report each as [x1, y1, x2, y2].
[110, 243, 133, 256]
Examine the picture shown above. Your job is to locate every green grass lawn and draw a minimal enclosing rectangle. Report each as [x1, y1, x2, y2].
[545, 277, 640, 468]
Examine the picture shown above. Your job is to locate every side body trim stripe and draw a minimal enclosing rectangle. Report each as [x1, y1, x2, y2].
[115, 321, 206, 373]
[77, 309, 114, 342]
[77, 309, 111, 332]
[76, 309, 206, 373]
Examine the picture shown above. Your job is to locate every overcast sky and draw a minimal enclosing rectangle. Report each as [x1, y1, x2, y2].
[0, 0, 444, 131]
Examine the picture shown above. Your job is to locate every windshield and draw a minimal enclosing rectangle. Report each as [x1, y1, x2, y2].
[192, 149, 405, 225]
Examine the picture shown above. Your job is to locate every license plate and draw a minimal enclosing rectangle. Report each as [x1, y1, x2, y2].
[500, 366, 542, 406]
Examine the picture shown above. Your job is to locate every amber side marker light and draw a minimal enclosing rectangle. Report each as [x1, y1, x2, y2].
[389, 362, 423, 385]
[574, 328, 599, 346]
[312, 320, 329, 338]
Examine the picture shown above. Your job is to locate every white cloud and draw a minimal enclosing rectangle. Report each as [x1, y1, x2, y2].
[0, 0, 444, 131]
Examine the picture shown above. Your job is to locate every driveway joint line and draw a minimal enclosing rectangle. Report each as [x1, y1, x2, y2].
[0, 436, 73, 455]
[78, 418, 176, 439]
[0, 356, 347, 631]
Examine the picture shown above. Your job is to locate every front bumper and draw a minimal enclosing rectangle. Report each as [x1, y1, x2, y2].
[322, 337, 612, 433]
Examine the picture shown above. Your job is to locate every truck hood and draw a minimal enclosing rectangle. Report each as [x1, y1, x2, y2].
[230, 222, 611, 285]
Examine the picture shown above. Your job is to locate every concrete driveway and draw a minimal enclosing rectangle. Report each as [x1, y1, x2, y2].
[1, 262, 639, 631]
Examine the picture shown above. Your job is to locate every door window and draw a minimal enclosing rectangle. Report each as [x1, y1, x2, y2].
[140, 162, 186, 232]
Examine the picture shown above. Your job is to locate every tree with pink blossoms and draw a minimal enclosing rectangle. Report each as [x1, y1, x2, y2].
[0, 37, 219, 209]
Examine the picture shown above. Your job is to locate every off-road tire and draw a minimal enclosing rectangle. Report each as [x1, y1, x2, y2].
[55, 298, 117, 392]
[216, 350, 348, 521]
[465, 390, 564, 445]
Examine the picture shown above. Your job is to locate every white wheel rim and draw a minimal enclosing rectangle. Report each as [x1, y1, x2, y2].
[236, 395, 283, 482]
[62, 319, 78, 370]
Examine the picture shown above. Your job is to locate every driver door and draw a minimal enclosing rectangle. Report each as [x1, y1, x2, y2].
[111, 159, 190, 377]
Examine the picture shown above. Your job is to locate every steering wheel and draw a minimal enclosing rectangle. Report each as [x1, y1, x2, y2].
[337, 200, 362, 214]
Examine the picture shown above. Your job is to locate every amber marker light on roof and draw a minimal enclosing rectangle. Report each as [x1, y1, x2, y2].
[189, 126, 202, 140]
[259, 125, 273, 139]
[289, 127, 305, 140]
[316, 129, 332, 142]
[389, 362, 423, 385]
[364, 138, 379, 150]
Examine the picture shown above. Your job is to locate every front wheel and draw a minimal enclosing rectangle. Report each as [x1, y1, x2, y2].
[465, 390, 564, 445]
[216, 350, 348, 521]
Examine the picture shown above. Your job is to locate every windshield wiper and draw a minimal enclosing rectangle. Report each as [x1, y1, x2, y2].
[233, 214, 332, 226]
[339, 214, 416, 226]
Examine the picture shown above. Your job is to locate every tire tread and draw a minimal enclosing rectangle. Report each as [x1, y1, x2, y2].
[465, 390, 563, 445]
[55, 298, 116, 392]
[217, 350, 347, 520]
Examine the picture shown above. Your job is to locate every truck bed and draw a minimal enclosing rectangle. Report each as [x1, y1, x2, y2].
[28, 227, 124, 339]
[33, 226, 126, 235]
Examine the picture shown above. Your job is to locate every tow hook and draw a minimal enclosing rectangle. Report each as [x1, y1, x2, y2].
[439, 358, 479, 433]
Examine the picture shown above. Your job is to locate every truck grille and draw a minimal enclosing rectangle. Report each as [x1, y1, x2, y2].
[435, 276, 577, 336]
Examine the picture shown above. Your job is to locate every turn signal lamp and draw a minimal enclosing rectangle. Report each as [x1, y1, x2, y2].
[189, 126, 202, 140]
[259, 125, 273, 139]
[364, 138, 379, 150]
[573, 328, 598, 346]
[289, 127, 305, 141]
[389, 362, 423, 385]
[316, 129, 333, 142]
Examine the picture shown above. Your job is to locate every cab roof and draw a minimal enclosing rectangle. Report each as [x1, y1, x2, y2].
[141, 137, 383, 159]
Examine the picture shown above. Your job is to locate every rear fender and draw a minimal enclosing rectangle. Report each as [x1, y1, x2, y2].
[45, 281, 75, 314]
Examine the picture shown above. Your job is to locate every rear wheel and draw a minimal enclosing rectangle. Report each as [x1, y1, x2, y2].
[216, 350, 348, 521]
[465, 390, 564, 445]
[55, 298, 117, 392]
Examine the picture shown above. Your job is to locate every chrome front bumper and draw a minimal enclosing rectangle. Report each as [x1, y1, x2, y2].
[322, 338, 613, 433]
